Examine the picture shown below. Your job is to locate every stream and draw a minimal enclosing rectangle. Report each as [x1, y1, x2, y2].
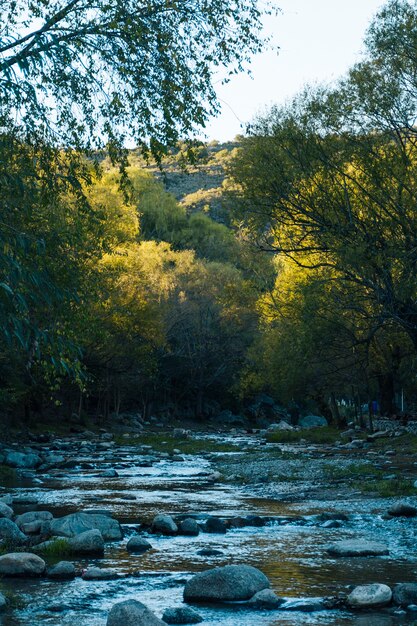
[1, 432, 417, 625]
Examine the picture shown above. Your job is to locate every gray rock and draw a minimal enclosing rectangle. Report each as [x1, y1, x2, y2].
[47, 561, 76, 580]
[4, 451, 41, 468]
[279, 597, 328, 611]
[162, 607, 203, 624]
[327, 540, 389, 557]
[204, 517, 227, 534]
[183, 565, 270, 602]
[393, 583, 417, 606]
[152, 514, 178, 535]
[178, 519, 200, 536]
[126, 535, 152, 553]
[0, 518, 27, 545]
[248, 589, 283, 609]
[99, 469, 119, 477]
[51, 512, 122, 540]
[298, 415, 328, 429]
[196, 548, 223, 556]
[0, 552, 45, 576]
[82, 566, 117, 580]
[173, 429, 190, 440]
[15, 511, 53, 530]
[0, 496, 13, 506]
[107, 599, 164, 626]
[68, 529, 104, 555]
[267, 421, 294, 432]
[347, 584, 392, 608]
[387, 503, 417, 518]
[0, 503, 13, 519]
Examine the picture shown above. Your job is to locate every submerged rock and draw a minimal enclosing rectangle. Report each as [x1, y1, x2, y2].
[327, 540, 389, 557]
[0, 552, 45, 576]
[387, 503, 417, 518]
[107, 599, 164, 626]
[126, 535, 152, 553]
[0, 593, 6, 610]
[162, 607, 203, 624]
[183, 564, 270, 602]
[347, 584, 392, 608]
[82, 566, 117, 580]
[51, 512, 122, 540]
[204, 517, 227, 534]
[393, 583, 417, 606]
[278, 597, 328, 611]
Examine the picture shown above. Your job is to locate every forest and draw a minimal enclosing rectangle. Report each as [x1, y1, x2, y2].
[1, 0, 417, 427]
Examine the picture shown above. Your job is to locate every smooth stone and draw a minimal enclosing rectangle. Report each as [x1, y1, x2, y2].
[47, 561, 76, 580]
[183, 565, 270, 602]
[68, 529, 104, 555]
[107, 599, 165, 625]
[126, 536, 152, 553]
[0, 518, 27, 545]
[0, 503, 13, 519]
[82, 567, 117, 580]
[248, 589, 283, 609]
[51, 512, 122, 540]
[178, 519, 200, 536]
[0, 552, 45, 576]
[152, 514, 178, 535]
[387, 503, 417, 518]
[162, 607, 203, 624]
[347, 584, 392, 608]
[327, 540, 389, 557]
[393, 583, 417, 606]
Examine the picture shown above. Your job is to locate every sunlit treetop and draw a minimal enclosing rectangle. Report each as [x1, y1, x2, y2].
[0, 0, 273, 159]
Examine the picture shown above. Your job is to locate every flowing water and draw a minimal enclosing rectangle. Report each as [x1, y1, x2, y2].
[1, 433, 417, 625]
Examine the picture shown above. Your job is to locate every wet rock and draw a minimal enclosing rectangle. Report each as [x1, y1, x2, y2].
[107, 599, 164, 625]
[316, 512, 349, 522]
[298, 415, 328, 428]
[347, 584, 392, 608]
[321, 520, 341, 529]
[162, 607, 203, 624]
[82, 566, 117, 580]
[47, 561, 76, 580]
[0, 552, 45, 576]
[196, 548, 223, 556]
[0, 518, 28, 545]
[99, 469, 119, 477]
[248, 589, 283, 609]
[152, 514, 178, 535]
[245, 515, 267, 527]
[12, 496, 38, 505]
[0, 496, 13, 506]
[173, 429, 190, 440]
[178, 519, 200, 536]
[68, 529, 104, 555]
[0, 593, 6, 610]
[183, 564, 270, 602]
[126, 535, 153, 553]
[204, 517, 227, 534]
[0, 503, 13, 519]
[279, 597, 328, 611]
[392, 583, 417, 606]
[15, 511, 53, 530]
[387, 503, 417, 518]
[327, 540, 389, 557]
[4, 451, 41, 468]
[51, 512, 122, 540]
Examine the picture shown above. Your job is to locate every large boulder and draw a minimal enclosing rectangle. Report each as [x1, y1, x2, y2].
[0, 518, 27, 545]
[327, 540, 389, 557]
[107, 600, 164, 626]
[51, 512, 122, 540]
[298, 415, 328, 429]
[68, 529, 104, 555]
[15, 511, 53, 534]
[183, 565, 270, 602]
[0, 552, 45, 576]
[152, 514, 178, 535]
[347, 584, 392, 608]
[393, 583, 417, 606]
[4, 451, 41, 468]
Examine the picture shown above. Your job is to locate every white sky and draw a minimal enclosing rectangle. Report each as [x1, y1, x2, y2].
[203, 0, 386, 141]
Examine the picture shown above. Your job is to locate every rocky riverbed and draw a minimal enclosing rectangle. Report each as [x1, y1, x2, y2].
[0, 427, 416, 624]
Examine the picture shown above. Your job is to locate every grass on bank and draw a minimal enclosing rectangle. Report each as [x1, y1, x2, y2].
[266, 427, 341, 445]
[325, 462, 385, 481]
[356, 478, 417, 497]
[114, 433, 240, 454]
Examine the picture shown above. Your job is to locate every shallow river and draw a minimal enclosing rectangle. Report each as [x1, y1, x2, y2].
[1, 434, 417, 625]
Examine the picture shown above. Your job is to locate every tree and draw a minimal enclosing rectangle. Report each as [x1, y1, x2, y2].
[1, 0, 271, 155]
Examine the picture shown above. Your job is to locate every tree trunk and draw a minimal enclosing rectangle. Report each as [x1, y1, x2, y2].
[377, 373, 395, 416]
